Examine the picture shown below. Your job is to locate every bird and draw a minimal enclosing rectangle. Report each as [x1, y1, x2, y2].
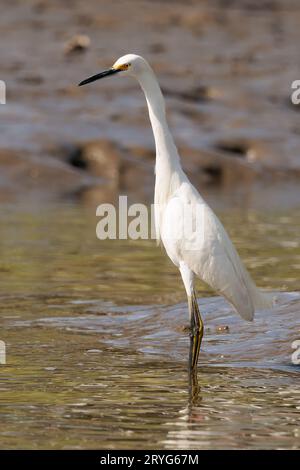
[79, 54, 274, 371]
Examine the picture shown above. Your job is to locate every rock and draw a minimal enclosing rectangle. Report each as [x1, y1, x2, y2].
[216, 325, 230, 333]
[64, 34, 91, 55]
[65, 140, 154, 202]
[68, 139, 121, 182]
[119, 159, 154, 202]
[0, 149, 95, 203]
[78, 185, 118, 206]
[178, 145, 260, 188]
[215, 139, 249, 158]
[126, 145, 154, 161]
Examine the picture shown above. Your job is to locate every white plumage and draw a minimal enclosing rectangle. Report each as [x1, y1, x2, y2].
[160, 183, 273, 321]
[79, 53, 274, 369]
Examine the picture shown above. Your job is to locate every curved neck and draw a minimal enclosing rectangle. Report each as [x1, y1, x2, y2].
[137, 69, 181, 175]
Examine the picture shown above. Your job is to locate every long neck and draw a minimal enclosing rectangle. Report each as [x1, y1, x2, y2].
[137, 70, 182, 178]
[136, 67, 186, 240]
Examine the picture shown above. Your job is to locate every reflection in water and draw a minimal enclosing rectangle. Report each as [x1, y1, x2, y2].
[188, 370, 202, 407]
[164, 364, 300, 450]
[0, 204, 299, 449]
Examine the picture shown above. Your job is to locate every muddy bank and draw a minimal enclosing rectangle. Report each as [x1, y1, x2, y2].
[1, 0, 300, 207]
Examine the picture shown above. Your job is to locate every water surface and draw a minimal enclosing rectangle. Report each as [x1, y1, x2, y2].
[0, 204, 299, 449]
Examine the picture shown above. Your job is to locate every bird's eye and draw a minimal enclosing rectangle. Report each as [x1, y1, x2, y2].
[118, 63, 130, 71]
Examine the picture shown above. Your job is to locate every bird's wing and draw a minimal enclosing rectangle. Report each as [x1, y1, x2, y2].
[188, 203, 274, 319]
[162, 187, 272, 320]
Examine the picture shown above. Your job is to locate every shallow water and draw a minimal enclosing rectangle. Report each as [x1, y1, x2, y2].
[0, 204, 299, 449]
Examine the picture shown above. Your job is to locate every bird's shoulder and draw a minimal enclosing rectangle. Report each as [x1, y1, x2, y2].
[170, 180, 205, 205]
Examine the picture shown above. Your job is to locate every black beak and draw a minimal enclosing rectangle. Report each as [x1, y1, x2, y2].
[78, 68, 121, 86]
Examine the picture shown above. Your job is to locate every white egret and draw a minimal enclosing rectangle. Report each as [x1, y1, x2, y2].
[79, 54, 274, 370]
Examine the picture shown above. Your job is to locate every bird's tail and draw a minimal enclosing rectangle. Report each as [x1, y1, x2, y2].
[223, 283, 275, 322]
[249, 284, 276, 311]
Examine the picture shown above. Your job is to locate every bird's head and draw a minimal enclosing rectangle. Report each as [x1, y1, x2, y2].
[78, 54, 148, 87]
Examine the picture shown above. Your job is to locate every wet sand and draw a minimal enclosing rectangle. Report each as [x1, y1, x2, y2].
[1, 0, 300, 207]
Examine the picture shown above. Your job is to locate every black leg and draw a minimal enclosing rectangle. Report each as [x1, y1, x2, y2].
[188, 290, 204, 371]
